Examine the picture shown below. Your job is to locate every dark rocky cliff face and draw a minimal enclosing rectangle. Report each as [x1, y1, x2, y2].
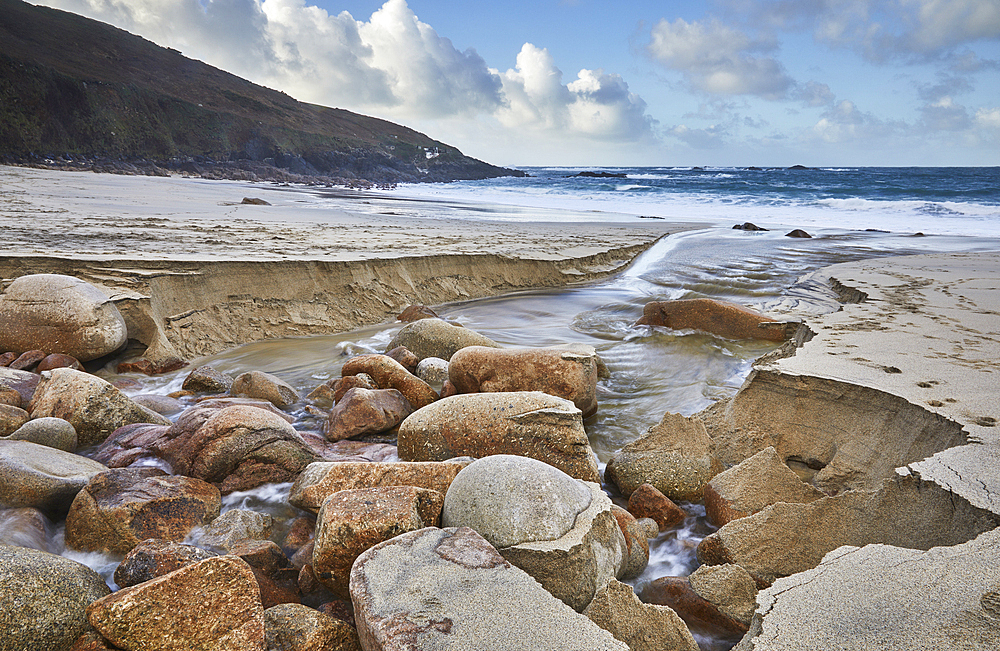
[0, 0, 523, 184]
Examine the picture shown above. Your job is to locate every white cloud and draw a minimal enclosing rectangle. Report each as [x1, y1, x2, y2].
[794, 81, 837, 107]
[810, 99, 904, 143]
[919, 96, 973, 131]
[974, 107, 1000, 130]
[647, 18, 795, 99]
[667, 124, 728, 149]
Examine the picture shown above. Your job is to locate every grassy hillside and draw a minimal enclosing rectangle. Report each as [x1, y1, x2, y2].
[0, 0, 520, 183]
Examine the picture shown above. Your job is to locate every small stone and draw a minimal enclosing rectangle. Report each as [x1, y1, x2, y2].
[4, 416, 78, 452]
[230, 370, 299, 408]
[182, 365, 235, 394]
[627, 483, 687, 531]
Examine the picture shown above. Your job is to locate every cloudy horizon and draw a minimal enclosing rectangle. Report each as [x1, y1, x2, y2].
[33, 0, 1000, 167]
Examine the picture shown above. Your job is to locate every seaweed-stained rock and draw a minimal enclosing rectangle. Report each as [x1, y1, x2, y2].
[28, 368, 170, 447]
[10, 349, 46, 371]
[639, 576, 749, 640]
[398, 391, 600, 482]
[449, 345, 600, 417]
[605, 412, 721, 501]
[697, 474, 1000, 586]
[341, 354, 437, 410]
[0, 545, 112, 651]
[289, 460, 468, 515]
[584, 579, 699, 651]
[349, 526, 628, 650]
[385, 318, 501, 361]
[635, 298, 787, 342]
[93, 423, 171, 468]
[734, 527, 1000, 651]
[323, 388, 413, 443]
[182, 365, 235, 394]
[704, 446, 826, 528]
[87, 556, 265, 651]
[627, 483, 688, 531]
[65, 468, 221, 554]
[114, 539, 218, 588]
[688, 563, 758, 627]
[3, 416, 78, 452]
[0, 439, 107, 515]
[313, 486, 443, 598]
[0, 274, 127, 361]
[230, 371, 299, 408]
[35, 353, 82, 372]
[158, 405, 318, 494]
[264, 603, 361, 651]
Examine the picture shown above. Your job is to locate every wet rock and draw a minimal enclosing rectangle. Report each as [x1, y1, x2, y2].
[28, 368, 171, 448]
[114, 539, 218, 588]
[230, 540, 300, 608]
[397, 304, 439, 322]
[182, 365, 235, 394]
[264, 603, 362, 651]
[230, 370, 300, 408]
[87, 556, 265, 650]
[398, 391, 600, 482]
[449, 345, 600, 417]
[639, 576, 749, 640]
[0, 403, 29, 436]
[3, 416, 78, 452]
[704, 446, 826, 528]
[415, 356, 449, 389]
[92, 422, 171, 468]
[627, 483, 688, 531]
[385, 317, 501, 361]
[0, 367, 40, 406]
[193, 508, 274, 552]
[785, 229, 812, 238]
[733, 222, 768, 231]
[242, 197, 271, 205]
[323, 388, 413, 443]
[0, 274, 127, 361]
[35, 353, 82, 372]
[584, 579, 699, 651]
[610, 505, 649, 580]
[605, 412, 721, 502]
[341, 354, 437, 409]
[312, 486, 443, 598]
[0, 506, 50, 551]
[10, 349, 46, 371]
[635, 517, 659, 540]
[65, 467, 221, 554]
[115, 357, 188, 375]
[158, 405, 318, 494]
[0, 545, 112, 651]
[288, 459, 468, 515]
[349, 526, 628, 650]
[307, 375, 378, 408]
[282, 516, 316, 557]
[0, 439, 107, 515]
[688, 563, 758, 627]
[384, 345, 419, 373]
[697, 474, 1000, 586]
[735, 527, 1000, 651]
[131, 393, 185, 417]
[635, 298, 787, 342]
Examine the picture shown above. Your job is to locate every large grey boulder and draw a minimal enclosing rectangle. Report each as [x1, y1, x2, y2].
[385, 318, 501, 361]
[0, 439, 107, 515]
[736, 527, 1000, 651]
[350, 526, 628, 650]
[0, 273, 127, 362]
[29, 368, 170, 447]
[398, 391, 600, 482]
[0, 545, 112, 651]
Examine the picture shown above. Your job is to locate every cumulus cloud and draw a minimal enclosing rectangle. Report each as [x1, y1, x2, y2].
[647, 18, 795, 99]
[811, 99, 905, 143]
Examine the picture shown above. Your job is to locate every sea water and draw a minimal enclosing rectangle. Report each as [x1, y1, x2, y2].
[71, 166, 1000, 648]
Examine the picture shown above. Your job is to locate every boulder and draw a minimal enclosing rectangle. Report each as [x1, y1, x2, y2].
[627, 483, 688, 531]
[634, 298, 787, 342]
[307, 375, 377, 408]
[415, 357, 449, 389]
[397, 304, 439, 322]
[323, 388, 413, 443]
[130, 394, 185, 417]
[609, 505, 649, 580]
[192, 509, 274, 552]
[350, 526, 628, 650]
[0, 387, 19, 407]
[230, 370, 299, 408]
[385, 318, 501, 361]
[92, 422, 171, 468]
[697, 474, 1000, 586]
[0, 439, 107, 515]
[0, 366, 39, 405]
[28, 368, 170, 448]
[264, 603, 361, 651]
[87, 556, 265, 651]
[65, 468, 221, 554]
[398, 391, 600, 483]
[288, 460, 468, 514]
[384, 346, 419, 373]
[114, 539, 218, 588]
[605, 412, 721, 501]
[341, 354, 437, 409]
[35, 353, 82, 372]
[449, 345, 600, 417]
[639, 576, 749, 639]
[785, 229, 812, 238]
[0, 403, 29, 436]
[10, 349, 45, 371]
[182, 365, 235, 394]
[158, 405, 318, 494]
[0, 351, 15, 366]
[688, 563, 758, 627]
[230, 540, 300, 609]
[735, 528, 1000, 651]
[313, 486, 443, 598]
[0, 545, 112, 651]
[0, 274, 127, 361]
[584, 579, 699, 651]
[704, 446, 826, 528]
[3, 416, 78, 452]
[0, 506, 49, 551]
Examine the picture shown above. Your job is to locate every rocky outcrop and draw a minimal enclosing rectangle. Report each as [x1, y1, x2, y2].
[349, 526, 628, 650]
[0, 274, 127, 361]
[398, 391, 600, 482]
[385, 318, 501, 361]
[635, 298, 789, 342]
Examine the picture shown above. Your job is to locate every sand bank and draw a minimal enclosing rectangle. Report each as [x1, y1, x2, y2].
[0, 165, 700, 360]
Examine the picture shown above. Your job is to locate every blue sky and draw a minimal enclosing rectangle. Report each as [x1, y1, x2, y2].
[36, 0, 1000, 167]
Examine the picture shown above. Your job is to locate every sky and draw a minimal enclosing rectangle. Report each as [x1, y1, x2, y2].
[34, 0, 1000, 167]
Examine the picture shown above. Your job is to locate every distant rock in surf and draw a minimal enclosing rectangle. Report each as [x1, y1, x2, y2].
[571, 171, 627, 179]
[733, 222, 768, 231]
